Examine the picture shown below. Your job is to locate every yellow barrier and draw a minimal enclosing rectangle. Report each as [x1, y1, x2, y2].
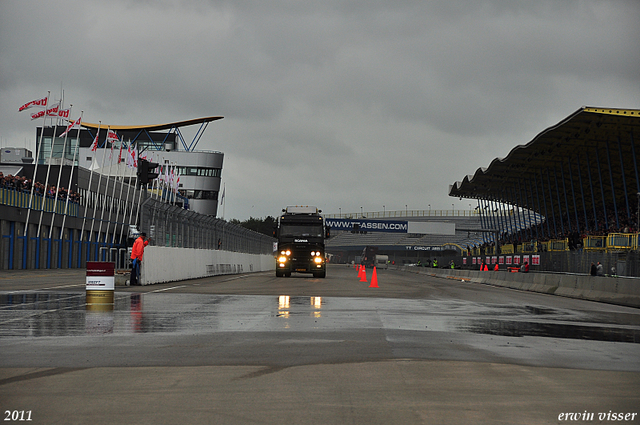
[606, 233, 638, 251]
[0, 187, 78, 216]
[521, 242, 537, 253]
[548, 238, 569, 251]
[501, 244, 514, 254]
[583, 236, 607, 251]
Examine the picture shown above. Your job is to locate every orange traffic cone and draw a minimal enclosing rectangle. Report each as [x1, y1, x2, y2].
[369, 267, 379, 288]
[360, 265, 367, 282]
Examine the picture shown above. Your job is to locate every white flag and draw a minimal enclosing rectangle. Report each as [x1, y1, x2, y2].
[59, 116, 82, 138]
[19, 96, 48, 112]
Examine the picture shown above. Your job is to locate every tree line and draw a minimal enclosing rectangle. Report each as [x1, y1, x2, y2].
[230, 216, 277, 237]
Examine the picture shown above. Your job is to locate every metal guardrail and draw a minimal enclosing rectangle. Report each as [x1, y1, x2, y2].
[583, 236, 607, 251]
[325, 209, 478, 219]
[547, 239, 569, 252]
[606, 233, 638, 251]
[141, 197, 274, 255]
[0, 187, 78, 216]
[501, 244, 514, 254]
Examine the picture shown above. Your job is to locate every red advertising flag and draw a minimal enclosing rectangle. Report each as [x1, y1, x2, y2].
[30, 109, 46, 120]
[45, 103, 61, 116]
[19, 96, 48, 112]
[57, 108, 70, 119]
[90, 134, 99, 152]
[59, 116, 82, 138]
[106, 130, 119, 142]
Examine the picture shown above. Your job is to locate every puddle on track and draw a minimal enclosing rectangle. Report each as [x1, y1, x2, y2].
[0, 292, 639, 343]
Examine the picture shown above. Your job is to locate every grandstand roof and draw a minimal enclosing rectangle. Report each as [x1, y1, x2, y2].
[449, 107, 640, 216]
[81, 116, 224, 132]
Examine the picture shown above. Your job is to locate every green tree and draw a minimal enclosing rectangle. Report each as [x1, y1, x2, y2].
[233, 216, 277, 237]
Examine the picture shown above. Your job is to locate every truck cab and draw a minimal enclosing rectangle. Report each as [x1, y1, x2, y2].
[275, 206, 329, 278]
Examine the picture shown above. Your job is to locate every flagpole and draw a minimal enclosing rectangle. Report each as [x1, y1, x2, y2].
[113, 140, 129, 244]
[105, 136, 124, 244]
[126, 142, 141, 234]
[60, 111, 83, 246]
[132, 178, 143, 233]
[172, 162, 177, 206]
[48, 105, 73, 239]
[37, 96, 63, 239]
[96, 128, 116, 248]
[23, 91, 50, 237]
[119, 140, 135, 243]
[89, 124, 109, 250]
[81, 121, 101, 244]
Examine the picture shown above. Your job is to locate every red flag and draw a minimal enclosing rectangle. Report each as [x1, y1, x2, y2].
[45, 103, 61, 117]
[90, 134, 99, 152]
[106, 130, 119, 142]
[59, 116, 82, 138]
[30, 109, 46, 120]
[29, 103, 59, 120]
[31, 103, 60, 120]
[19, 96, 48, 112]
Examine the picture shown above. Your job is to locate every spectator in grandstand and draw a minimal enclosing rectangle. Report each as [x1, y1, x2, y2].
[3, 174, 16, 189]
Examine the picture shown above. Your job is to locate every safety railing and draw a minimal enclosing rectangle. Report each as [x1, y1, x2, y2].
[547, 239, 569, 252]
[326, 209, 479, 219]
[0, 187, 78, 216]
[141, 197, 274, 255]
[583, 236, 607, 251]
[500, 244, 515, 254]
[520, 242, 538, 253]
[606, 233, 638, 251]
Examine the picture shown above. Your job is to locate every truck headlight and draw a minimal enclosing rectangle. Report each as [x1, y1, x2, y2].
[278, 256, 288, 263]
[314, 256, 323, 264]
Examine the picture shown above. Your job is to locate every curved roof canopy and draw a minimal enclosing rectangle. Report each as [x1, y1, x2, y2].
[81, 116, 223, 131]
[449, 107, 640, 221]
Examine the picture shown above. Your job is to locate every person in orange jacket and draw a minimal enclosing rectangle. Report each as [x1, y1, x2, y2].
[130, 232, 149, 285]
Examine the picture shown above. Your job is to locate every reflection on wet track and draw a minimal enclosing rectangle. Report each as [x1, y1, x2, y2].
[1, 292, 639, 344]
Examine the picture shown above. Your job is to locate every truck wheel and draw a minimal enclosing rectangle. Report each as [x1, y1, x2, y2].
[276, 270, 283, 277]
[314, 271, 326, 278]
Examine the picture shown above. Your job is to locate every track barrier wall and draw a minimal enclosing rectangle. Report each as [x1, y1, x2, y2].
[140, 246, 275, 285]
[398, 266, 640, 308]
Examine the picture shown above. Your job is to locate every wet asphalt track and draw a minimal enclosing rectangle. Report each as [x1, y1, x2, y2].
[0, 265, 638, 424]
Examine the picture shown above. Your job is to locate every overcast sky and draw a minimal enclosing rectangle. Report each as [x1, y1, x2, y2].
[1, 0, 639, 220]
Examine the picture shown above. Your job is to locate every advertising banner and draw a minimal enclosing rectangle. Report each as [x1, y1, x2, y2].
[325, 218, 408, 233]
[86, 262, 115, 291]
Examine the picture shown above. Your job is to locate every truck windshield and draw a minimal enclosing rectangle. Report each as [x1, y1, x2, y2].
[280, 224, 323, 237]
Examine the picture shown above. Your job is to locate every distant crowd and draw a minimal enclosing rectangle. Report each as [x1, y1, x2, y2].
[474, 204, 639, 253]
[0, 172, 80, 203]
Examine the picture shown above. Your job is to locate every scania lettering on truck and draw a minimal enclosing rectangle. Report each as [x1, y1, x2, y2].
[274, 206, 330, 278]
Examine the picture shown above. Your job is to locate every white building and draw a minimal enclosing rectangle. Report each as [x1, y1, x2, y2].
[37, 116, 224, 216]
